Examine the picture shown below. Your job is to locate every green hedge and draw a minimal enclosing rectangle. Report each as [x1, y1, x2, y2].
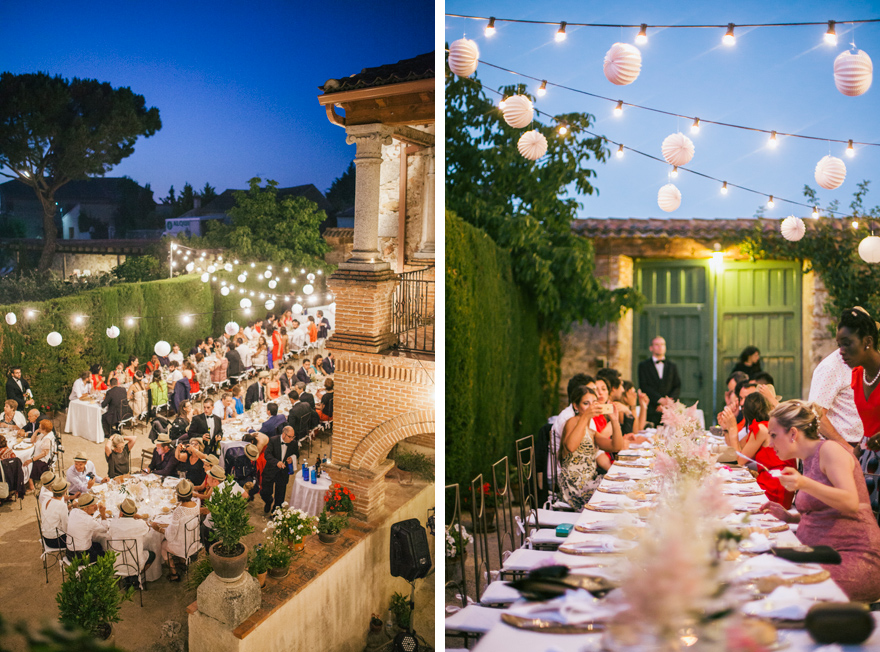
[0, 276, 215, 413]
[446, 211, 550, 490]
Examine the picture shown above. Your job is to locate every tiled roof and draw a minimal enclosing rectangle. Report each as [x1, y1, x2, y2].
[572, 217, 782, 239]
[320, 52, 434, 94]
[0, 177, 152, 202]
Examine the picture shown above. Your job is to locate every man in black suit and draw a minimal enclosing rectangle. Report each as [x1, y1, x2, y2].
[245, 371, 269, 409]
[6, 367, 33, 412]
[100, 378, 128, 438]
[225, 343, 243, 379]
[261, 426, 298, 513]
[637, 336, 682, 427]
[289, 381, 315, 409]
[287, 394, 318, 442]
[187, 398, 223, 445]
[322, 352, 335, 375]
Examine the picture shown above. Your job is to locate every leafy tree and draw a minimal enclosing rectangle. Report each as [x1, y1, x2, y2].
[111, 255, 163, 282]
[114, 177, 160, 233]
[0, 72, 161, 271]
[326, 161, 355, 212]
[446, 66, 641, 332]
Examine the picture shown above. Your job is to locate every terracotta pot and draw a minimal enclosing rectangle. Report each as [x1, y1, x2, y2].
[257, 571, 267, 587]
[268, 565, 289, 579]
[286, 539, 306, 552]
[208, 542, 249, 582]
[318, 532, 339, 545]
[95, 623, 112, 640]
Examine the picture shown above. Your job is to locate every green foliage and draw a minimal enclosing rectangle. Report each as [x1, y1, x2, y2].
[248, 542, 270, 575]
[264, 538, 292, 568]
[389, 592, 411, 630]
[186, 556, 214, 591]
[111, 256, 163, 282]
[206, 478, 254, 555]
[326, 161, 355, 212]
[0, 271, 117, 305]
[391, 447, 435, 482]
[56, 552, 134, 637]
[0, 612, 129, 652]
[0, 214, 27, 238]
[317, 508, 349, 535]
[113, 176, 160, 233]
[445, 65, 642, 332]
[740, 181, 880, 327]
[446, 211, 549, 489]
[0, 275, 215, 412]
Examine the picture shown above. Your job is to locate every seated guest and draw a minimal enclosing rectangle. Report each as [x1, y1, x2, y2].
[260, 402, 287, 435]
[175, 439, 207, 486]
[279, 366, 297, 394]
[253, 337, 269, 369]
[213, 394, 237, 421]
[100, 378, 128, 438]
[150, 480, 199, 582]
[125, 356, 139, 382]
[41, 478, 70, 549]
[0, 434, 15, 461]
[317, 378, 334, 421]
[225, 343, 244, 379]
[189, 340, 203, 358]
[24, 420, 56, 494]
[18, 408, 42, 438]
[66, 492, 109, 563]
[108, 498, 155, 581]
[183, 361, 199, 394]
[238, 337, 254, 369]
[147, 371, 169, 417]
[167, 361, 184, 389]
[104, 433, 137, 478]
[168, 343, 184, 366]
[195, 353, 212, 391]
[169, 401, 195, 440]
[761, 400, 880, 602]
[313, 355, 324, 376]
[201, 453, 220, 474]
[292, 381, 315, 409]
[210, 348, 228, 384]
[169, 375, 191, 420]
[145, 354, 163, 376]
[89, 364, 108, 391]
[107, 362, 127, 387]
[127, 371, 148, 421]
[145, 434, 177, 476]
[245, 371, 270, 409]
[287, 394, 318, 442]
[322, 352, 335, 375]
[226, 442, 261, 499]
[617, 380, 649, 435]
[69, 372, 91, 401]
[296, 359, 314, 384]
[1, 399, 25, 429]
[67, 452, 108, 497]
[754, 371, 775, 386]
[37, 470, 58, 507]
[231, 384, 245, 413]
[194, 465, 226, 502]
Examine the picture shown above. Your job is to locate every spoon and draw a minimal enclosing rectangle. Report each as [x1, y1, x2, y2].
[735, 451, 771, 473]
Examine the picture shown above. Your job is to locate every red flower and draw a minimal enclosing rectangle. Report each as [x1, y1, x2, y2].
[324, 495, 329, 502]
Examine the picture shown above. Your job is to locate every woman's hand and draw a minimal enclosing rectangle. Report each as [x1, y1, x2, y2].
[776, 467, 802, 492]
[638, 390, 650, 408]
[759, 500, 793, 523]
[757, 383, 780, 409]
[866, 432, 880, 452]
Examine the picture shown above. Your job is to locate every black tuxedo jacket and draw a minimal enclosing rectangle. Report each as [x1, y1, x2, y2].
[101, 386, 128, 425]
[6, 376, 30, 411]
[263, 435, 298, 481]
[280, 374, 296, 394]
[287, 401, 318, 440]
[245, 382, 267, 409]
[188, 413, 223, 440]
[637, 357, 682, 425]
[226, 350, 243, 378]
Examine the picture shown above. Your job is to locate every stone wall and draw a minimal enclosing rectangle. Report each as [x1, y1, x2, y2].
[805, 271, 837, 396]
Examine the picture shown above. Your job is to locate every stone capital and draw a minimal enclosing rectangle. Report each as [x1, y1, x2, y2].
[345, 124, 395, 150]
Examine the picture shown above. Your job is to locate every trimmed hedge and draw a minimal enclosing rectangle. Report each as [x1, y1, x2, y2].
[446, 211, 549, 489]
[0, 276, 215, 413]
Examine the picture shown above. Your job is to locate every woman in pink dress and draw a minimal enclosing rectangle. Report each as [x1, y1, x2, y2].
[761, 399, 880, 602]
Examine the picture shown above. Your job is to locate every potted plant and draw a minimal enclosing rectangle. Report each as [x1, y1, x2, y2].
[445, 523, 473, 583]
[206, 477, 254, 581]
[248, 543, 270, 587]
[317, 508, 348, 544]
[389, 592, 412, 631]
[265, 502, 318, 551]
[57, 552, 134, 640]
[474, 482, 499, 532]
[265, 539, 292, 579]
[324, 482, 356, 516]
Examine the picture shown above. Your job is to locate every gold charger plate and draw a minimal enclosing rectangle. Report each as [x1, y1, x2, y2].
[724, 489, 765, 497]
[500, 613, 606, 634]
[559, 540, 637, 556]
[612, 461, 652, 468]
[724, 476, 756, 484]
[584, 504, 626, 513]
[597, 485, 655, 495]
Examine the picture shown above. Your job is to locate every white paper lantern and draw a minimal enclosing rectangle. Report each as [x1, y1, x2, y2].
[106, 325, 120, 339]
[604, 42, 642, 86]
[185, 262, 195, 273]
[502, 95, 534, 129]
[265, 300, 275, 311]
[237, 274, 246, 283]
[5, 312, 16, 325]
[47, 331, 62, 347]
[859, 236, 880, 263]
[200, 272, 210, 283]
[224, 263, 233, 272]
[307, 273, 315, 281]
[240, 298, 252, 309]
[263, 270, 271, 279]
[220, 286, 230, 296]
[154, 340, 171, 357]
[815, 155, 847, 190]
[661, 132, 695, 167]
[834, 49, 873, 97]
[225, 321, 239, 336]
[268, 280, 277, 289]
[518, 130, 548, 161]
[657, 184, 682, 213]
[448, 38, 479, 77]
[207, 265, 216, 273]
[292, 303, 303, 313]
[303, 284, 314, 295]
[781, 216, 806, 242]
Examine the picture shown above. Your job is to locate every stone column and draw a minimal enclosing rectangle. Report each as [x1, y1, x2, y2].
[343, 124, 395, 271]
[413, 148, 435, 260]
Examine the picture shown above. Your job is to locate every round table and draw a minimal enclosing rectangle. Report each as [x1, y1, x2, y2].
[64, 398, 106, 443]
[287, 471, 331, 516]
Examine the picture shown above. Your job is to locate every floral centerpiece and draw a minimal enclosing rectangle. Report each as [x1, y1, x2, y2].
[654, 400, 715, 486]
[324, 483, 356, 515]
[264, 502, 318, 550]
[658, 399, 703, 438]
[445, 523, 473, 559]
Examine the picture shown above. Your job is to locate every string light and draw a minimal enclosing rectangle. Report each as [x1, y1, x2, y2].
[181, 314, 191, 325]
[557, 124, 568, 135]
[537, 80, 547, 96]
[25, 310, 36, 319]
[768, 131, 778, 148]
[635, 23, 648, 44]
[616, 144, 624, 158]
[721, 181, 729, 195]
[847, 140, 855, 157]
[723, 23, 736, 45]
[670, 166, 679, 178]
[812, 207, 820, 218]
[853, 220, 860, 229]
[767, 195, 775, 208]
[825, 20, 837, 45]
[614, 100, 624, 117]
[555, 21, 567, 42]
[485, 16, 496, 37]
[691, 118, 701, 134]
[126, 317, 135, 327]
[73, 315, 84, 325]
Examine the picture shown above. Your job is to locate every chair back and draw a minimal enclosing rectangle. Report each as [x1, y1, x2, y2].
[444, 483, 468, 606]
[35, 506, 65, 552]
[491, 456, 517, 560]
[515, 435, 539, 538]
[183, 515, 202, 559]
[469, 473, 494, 602]
[106, 537, 141, 577]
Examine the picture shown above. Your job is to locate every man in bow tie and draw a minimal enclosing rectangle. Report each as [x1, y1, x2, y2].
[637, 336, 682, 427]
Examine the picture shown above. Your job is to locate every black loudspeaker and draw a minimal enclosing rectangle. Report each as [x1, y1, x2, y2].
[390, 518, 432, 581]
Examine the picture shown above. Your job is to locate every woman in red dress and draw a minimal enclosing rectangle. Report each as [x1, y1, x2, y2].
[89, 364, 108, 391]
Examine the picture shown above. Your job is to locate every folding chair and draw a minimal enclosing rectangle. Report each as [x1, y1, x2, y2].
[35, 508, 69, 583]
[106, 538, 145, 606]
[116, 398, 135, 433]
[181, 515, 203, 575]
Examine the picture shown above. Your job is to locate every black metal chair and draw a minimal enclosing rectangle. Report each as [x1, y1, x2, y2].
[106, 537, 145, 606]
[34, 507, 69, 583]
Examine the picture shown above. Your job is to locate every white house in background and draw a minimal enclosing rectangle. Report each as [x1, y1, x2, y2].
[61, 204, 83, 239]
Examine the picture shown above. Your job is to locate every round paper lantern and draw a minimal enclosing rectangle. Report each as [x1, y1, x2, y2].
[292, 303, 303, 313]
[781, 216, 806, 242]
[263, 270, 271, 279]
[268, 280, 277, 289]
[200, 272, 210, 283]
[207, 265, 216, 273]
[154, 340, 171, 357]
[518, 130, 548, 161]
[220, 286, 230, 296]
[265, 300, 275, 311]
[224, 263, 233, 272]
[603, 43, 642, 86]
[307, 273, 315, 281]
[657, 184, 682, 213]
[448, 38, 479, 77]
[5, 312, 16, 325]
[661, 132, 695, 167]
[106, 325, 120, 339]
[502, 95, 534, 129]
[303, 284, 314, 295]
[240, 298, 252, 309]
[834, 49, 873, 97]
[237, 274, 246, 283]
[47, 331, 62, 347]
[185, 262, 195, 273]
[225, 321, 239, 336]
[815, 155, 847, 190]
[859, 236, 880, 263]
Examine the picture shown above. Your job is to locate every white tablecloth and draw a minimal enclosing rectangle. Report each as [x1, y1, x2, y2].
[65, 399, 105, 443]
[288, 471, 331, 516]
[11, 442, 35, 483]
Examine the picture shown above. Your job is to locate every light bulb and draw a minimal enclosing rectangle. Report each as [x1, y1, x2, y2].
[126, 318, 134, 327]
[853, 220, 860, 229]
[499, 97, 507, 110]
[825, 20, 837, 45]
[74, 315, 83, 325]
[300, 269, 306, 274]
[670, 166, 679, 178]
[768, 131, 777, 148]
[485, 16, 496, 37]
[847, 140, 855, 157]
[537, 80, 547, 97]
[767, 195, 775, 208]
[616, 144, 624, 158]
[25, 310, 34, 318]
[234, 259, 239, 265]
[614, 100, 624, 117]
[812, 207, 820, 218]
[691, 118, 701, 134]
[635, 23, 648, 45]
[723, 23, 735, 46]
[558, 124, 568, 136]
[721, 181, 729, 195]
[250, 262, 256, 268]
[181, 314, 191, 325]
[555, 21, 567, 42]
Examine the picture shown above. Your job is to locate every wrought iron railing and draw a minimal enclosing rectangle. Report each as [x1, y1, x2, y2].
[391, 266, 434, 354]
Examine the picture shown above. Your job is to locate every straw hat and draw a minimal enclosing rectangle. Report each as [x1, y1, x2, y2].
[258, 371, 270, 379]
[176, 479, 194, 500]
[73, 452, 88, 462]
[204, 454, 220, 467]
[77, 493, 96, 508]
[49, 478, 69, 495]
[244, 444, 259, 461]
[208, 466, 226, 482]
[155, 433, 173, 445]
[119, 498, 137, 517]
[40, 470, 56, 486]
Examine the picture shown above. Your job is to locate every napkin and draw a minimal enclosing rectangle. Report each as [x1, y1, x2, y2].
[732, 553, 822, 580]
[163, 476, 182, 488]
[741, 585, 815, 620]
[507, 589, 624, 624]
[739, 532, 771, 553]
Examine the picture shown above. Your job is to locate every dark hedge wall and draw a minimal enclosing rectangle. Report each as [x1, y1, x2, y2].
[446, 211, 549, 489]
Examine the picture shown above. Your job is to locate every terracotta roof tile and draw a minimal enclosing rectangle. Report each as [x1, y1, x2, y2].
[320, 52, 434, 94]
[570, 217, 821, 240]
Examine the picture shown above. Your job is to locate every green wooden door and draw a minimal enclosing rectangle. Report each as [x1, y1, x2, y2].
[717, 261, 801, 407]
[632, 261, 714, 413]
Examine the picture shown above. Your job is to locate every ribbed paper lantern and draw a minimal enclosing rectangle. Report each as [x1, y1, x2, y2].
[200, 272, 210, 283]
[265, 300, 275, 311]
[47, 331, 62, 347]
[106, 325, 120, 339]
[859, 236, 880, 263]
[448, 38, 480, 77]
[661, 133, 695, 167]
[220, 286, 230, 296]
[303, 284, 314, 295]
[240, 298, 252, 309]
[154, 340, 171, 357]
[307, 273, 316, 281]
[657, 184, 682, 213]
[815, 155, 847, 190]
[834, 49, 873, 97]
[292, 303, 303, 313]
[518, 130, 548, 160]
[268, 280, 277, 289]
[5, 312, 16, 325]
[502, 95, 534, 129]
[237, 274, 246, 283]
[603, 43, 642, 86]
[781, 216, 806, 242]
[225, 321, 239, 336]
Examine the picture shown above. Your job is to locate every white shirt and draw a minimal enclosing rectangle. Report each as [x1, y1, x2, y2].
[66, 460, 102, 495]
[41, 497, 69, 539]
[66, 507, 109, 552]
[69, 378, 91, 401]
[809, 349, 865, 444]
[108, 517, 150, 571]
[3, 410, 26, 428]
[164, 504, 201, 558]
[168, 351, 184, 365]
[652, 356, 665, 379]
[213, 401, 235, 420]
[168, 369, 184, 387]
[39, 485, 54, 508]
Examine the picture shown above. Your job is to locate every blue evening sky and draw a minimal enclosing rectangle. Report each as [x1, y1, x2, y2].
[1, 0, 433, 201]
[445, 0, 880, 220]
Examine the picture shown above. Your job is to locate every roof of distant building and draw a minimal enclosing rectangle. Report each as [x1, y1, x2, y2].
[181, 184, 334, 217]
[0, 177, 152, 203]
[320, 52, 434, 94]
[572, 217, 784, 240]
